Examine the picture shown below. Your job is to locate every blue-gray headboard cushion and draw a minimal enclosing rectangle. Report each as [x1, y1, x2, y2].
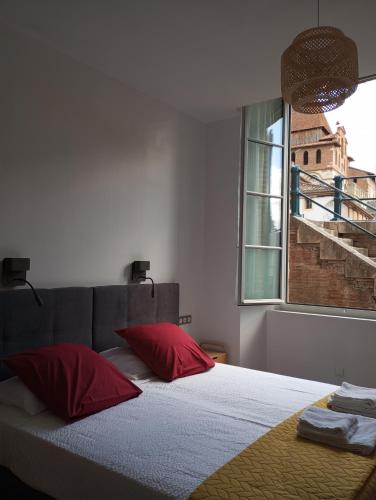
[0, 287, 93, 381]
[92, 283, 179, 352]
[0, 283, 179, 380]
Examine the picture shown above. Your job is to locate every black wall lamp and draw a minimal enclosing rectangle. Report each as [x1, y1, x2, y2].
[131, 260, 155, 298]
[2, 258, 44, 307]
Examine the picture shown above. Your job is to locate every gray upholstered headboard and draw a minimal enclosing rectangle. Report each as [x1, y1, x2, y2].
[0, 283, 179, 381]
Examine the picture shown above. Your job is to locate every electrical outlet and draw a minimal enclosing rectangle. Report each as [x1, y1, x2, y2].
[178, 314, 192, 325]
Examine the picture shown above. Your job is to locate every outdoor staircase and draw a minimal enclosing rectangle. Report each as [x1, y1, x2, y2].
[289, 217, 376, 309]
[314, 220, 376, 262]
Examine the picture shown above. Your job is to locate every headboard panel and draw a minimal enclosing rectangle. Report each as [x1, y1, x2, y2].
[0, 287, 93, 381]
[92, 283, 179, 352]
[0, 283, 179, 380]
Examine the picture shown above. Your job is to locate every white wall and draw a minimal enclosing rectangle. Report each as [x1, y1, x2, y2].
[0, 22, 273, 363]
[0, 24, 206, 337]
[267, 310, 376, 386]
[198, 114, 271, 369]
[240, 306, 274, 370]
[197, 116, 240, 363]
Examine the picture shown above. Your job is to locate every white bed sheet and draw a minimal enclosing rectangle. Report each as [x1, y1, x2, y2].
[0, 364, 337, 499]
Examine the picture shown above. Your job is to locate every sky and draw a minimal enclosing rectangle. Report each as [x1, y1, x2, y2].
[325, 79, 376, 173]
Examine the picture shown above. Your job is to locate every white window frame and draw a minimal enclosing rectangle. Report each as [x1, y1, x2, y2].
[239, 76, 376, 316]
[238, 100, 290, 305]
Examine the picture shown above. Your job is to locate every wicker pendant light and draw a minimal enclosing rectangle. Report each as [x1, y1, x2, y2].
[281, 1, 358, 114]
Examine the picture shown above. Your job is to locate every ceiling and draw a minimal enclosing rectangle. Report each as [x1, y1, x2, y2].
[1, 0, 375, 122]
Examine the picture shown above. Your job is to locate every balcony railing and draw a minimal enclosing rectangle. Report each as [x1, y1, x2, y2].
[345, 182, 368, 200]
[291, 166, 376, 240]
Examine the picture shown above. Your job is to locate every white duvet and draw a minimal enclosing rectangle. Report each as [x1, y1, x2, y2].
[0, 363, 337, 499]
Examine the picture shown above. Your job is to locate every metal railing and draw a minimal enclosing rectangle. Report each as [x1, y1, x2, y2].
[332, 173, 376, 219]
[291, 166, 376, 241]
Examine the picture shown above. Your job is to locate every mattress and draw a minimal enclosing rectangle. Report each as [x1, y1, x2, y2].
[0, 363, 337, 499]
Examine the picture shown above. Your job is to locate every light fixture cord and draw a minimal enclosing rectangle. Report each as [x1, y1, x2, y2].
[136, 276, 155, 298]
[317, 0, 320, 27]
[144, 277, 155, 298]
[11, 278, 44, 307]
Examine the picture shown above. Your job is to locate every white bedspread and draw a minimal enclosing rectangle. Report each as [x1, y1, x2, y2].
[0, 364, 337, 499]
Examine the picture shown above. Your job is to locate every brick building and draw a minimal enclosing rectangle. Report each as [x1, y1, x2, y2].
[291, 111, 375, 221]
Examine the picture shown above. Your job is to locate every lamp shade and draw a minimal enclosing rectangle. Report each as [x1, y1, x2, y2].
[281, 26, 358, 114]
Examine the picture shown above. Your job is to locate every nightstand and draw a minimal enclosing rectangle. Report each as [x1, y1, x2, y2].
[201, 345, 228, 364]
[206, 350, 227, 364]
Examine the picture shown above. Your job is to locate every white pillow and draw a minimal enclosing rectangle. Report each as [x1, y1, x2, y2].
[100, 347, 154, 381]
[0, 376, 47, 415]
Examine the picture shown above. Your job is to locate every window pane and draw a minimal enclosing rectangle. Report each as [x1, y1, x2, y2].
[244, 248, 281, 300]
[247, 141, 282, 195]
[245, 98, 283, 144]
[288, 83, 376, 312]
[245, 195, 281, 246]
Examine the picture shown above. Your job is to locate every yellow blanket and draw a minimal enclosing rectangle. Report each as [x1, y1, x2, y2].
[190, 397, 376, 500]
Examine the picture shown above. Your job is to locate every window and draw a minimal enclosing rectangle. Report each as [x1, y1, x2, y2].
[291, 151, 296, 163]
[288, 77, 376, 312]
[239, 98, 289, 303]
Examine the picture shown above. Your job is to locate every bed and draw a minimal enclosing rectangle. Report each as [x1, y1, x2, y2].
[0, 283, 368, 499]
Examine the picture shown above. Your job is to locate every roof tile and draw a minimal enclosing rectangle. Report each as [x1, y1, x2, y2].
[291, 110, 332, 135]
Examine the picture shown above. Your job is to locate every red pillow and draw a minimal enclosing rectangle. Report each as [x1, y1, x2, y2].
[116, 322, 214, 381]
[2, 343, 142, 421]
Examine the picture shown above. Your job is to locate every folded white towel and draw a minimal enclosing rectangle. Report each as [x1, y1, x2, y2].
[298, 406, 357, 439]
[329, 382, 376, 418]
[334, 383, 376, 407]
[298, 413, 376, 456]
[328, 403, 376, 419]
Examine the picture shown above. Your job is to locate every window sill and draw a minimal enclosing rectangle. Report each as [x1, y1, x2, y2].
[277, 302, 376, 321]
[240, 299, 284, 306]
